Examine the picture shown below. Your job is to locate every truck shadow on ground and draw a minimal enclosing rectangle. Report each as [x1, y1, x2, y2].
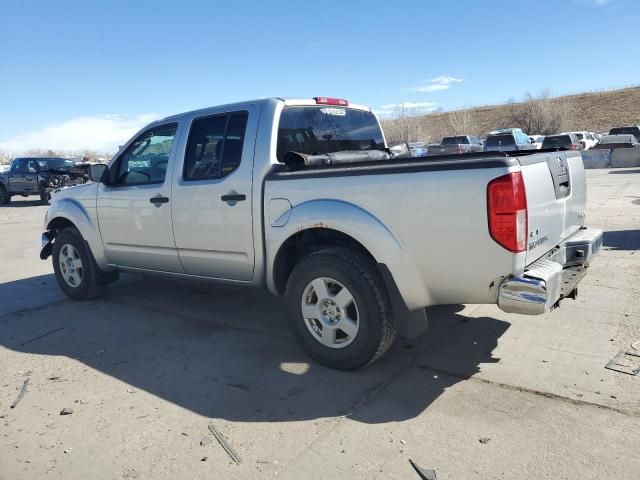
[602, 230, 640, 251]
[0, 276, 510, 424]
[0, 200, 47, 208]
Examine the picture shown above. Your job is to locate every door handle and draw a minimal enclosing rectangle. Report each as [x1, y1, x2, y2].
[221, 193, 246, 202]
[149, 195, 169, 204]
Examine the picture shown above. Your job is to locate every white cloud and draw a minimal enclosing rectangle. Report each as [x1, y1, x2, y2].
[592, 0, 612, 5]
[413, 75, 463, 93]
[375, 101, 439, 118]
[0, 113, 159, 153]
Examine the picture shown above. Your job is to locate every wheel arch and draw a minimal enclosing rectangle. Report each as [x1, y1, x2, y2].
[45, 198, 109, 269]
[266, 199, 431, 311]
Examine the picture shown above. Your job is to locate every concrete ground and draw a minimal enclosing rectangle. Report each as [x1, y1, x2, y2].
[1, 169, 639, 480]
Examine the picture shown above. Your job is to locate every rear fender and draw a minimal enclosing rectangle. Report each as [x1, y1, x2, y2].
[266, 199, 431, 310]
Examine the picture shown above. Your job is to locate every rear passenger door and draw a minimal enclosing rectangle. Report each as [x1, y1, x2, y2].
[8, 159, 27, 193]
[171, 106, 259, 281]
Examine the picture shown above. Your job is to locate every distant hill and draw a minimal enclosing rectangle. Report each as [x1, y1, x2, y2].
[381, 86, 640, 143]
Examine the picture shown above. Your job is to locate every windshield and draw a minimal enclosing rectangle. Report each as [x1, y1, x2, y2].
[486, 134, 515, 147]
[442, 136, 469, 145]
[276, 106, 385, 162]
[609, 127, 640, 141]
[37, 158, 75, 169]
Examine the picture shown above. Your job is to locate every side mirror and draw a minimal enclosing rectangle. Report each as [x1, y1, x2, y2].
[89, 164, 110, 184]
[388, 142, 411, 159]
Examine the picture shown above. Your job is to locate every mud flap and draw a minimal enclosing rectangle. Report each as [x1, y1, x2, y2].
[377, 264, 428, 338]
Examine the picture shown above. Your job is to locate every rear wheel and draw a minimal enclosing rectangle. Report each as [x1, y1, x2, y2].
[285, 247, 397, 370]
[52, 227, 103, 300]
[0, 185, 10, 205]
[39, 183, 51, 203]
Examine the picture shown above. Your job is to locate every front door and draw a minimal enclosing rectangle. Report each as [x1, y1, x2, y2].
[171, 107, 258, 280]
[96, 122, 183, 272]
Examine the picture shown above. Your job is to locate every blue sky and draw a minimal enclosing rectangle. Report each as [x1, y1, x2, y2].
[0, 0, 637, 152]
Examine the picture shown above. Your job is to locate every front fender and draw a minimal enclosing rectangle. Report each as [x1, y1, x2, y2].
[45, 196, 108, 269]
[265, 199, 431, 310]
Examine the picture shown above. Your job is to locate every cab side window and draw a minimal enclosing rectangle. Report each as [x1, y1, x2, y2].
[114, 124, 178, 186]
[183, 111, 248, 181]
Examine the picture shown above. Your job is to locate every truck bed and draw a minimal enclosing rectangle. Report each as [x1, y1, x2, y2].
[265, 149, 587, 310]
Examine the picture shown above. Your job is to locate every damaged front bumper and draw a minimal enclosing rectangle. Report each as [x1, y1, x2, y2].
[498, 227, 603, 315]
[40, 231, 54, 260]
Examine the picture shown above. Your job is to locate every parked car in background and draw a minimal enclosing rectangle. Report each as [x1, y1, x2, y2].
[484, 128, 531, 152]
[427, 135, 484, 155]
[408, 142, 428, 157]
[528, 135, 545, 149]
[40, 96, 601, 370]
[609, 125, 640, 142]
[591, 134, 640, 151]
[563, 131, 597, 150]
[0, 157, 90, 204]
[542, 134, 583, 151]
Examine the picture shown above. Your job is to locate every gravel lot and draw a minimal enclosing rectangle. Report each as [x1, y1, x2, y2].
[1, 168, 639, 480]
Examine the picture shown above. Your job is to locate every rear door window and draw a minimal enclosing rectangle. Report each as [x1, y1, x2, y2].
[276, 106, 384, 162]
[183, 111, 248, 181]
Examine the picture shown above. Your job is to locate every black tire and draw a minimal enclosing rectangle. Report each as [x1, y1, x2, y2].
[0, 184, 10, 205]
[52, 227, 103, 300]
[39, 183, 51, 204]
[284, 247, 397, 370]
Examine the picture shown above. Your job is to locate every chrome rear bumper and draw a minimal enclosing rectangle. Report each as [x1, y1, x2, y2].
[498, 227, 603, 315]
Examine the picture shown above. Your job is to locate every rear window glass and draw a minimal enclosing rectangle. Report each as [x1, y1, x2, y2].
[442, 136, 469, 145]
[574, 133, 584, 140]
[542, 135, 572, 148]
[276, 106, 385, 162]
[486, 134, 515, 147]
[609, 127, 640, 141]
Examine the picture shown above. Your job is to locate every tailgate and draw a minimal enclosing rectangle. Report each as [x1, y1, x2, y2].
[518, 151, 587, 264]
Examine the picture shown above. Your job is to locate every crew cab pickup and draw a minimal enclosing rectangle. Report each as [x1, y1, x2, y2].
[427, 135, 484, 156]
[40, 97, 602, 370]
[0, 157, 89, 204]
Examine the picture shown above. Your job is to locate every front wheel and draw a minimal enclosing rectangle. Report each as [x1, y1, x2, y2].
[284, 247, 397, 370]
[52, 227, 103, 300]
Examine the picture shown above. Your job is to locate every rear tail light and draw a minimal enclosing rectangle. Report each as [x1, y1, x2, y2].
[487, 172, 528, 253]
[570, 144, 578, 151]
[456, 145, 464, 154]
[314, 97, 349, 106]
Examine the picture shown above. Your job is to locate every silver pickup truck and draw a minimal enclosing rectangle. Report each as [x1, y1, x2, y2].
[40, 97, 602, 370]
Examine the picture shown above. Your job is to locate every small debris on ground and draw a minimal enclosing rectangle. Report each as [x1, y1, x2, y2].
[10, 378, 30, 409]
[200, 437, 213, 447]
[409, 459, 437, 480]
[208, 424, 242, 465]
[63, 449, 71, 454]
[201, 457, 207, 462]
[60, 408, 74, 416]
[479, 437, 491, 444]
[400, 439, 407, 445]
